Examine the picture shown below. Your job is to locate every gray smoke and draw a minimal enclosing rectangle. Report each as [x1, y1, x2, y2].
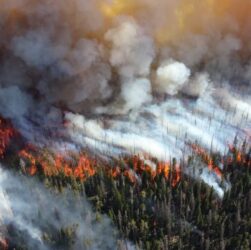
[0, 165, 135, 250]
[0, 0, 250, 228]
[0, 1, 249, 147]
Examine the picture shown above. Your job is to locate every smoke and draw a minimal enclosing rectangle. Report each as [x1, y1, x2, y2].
[0, 0, 251, 195]
[185, 157, 230, 198]
[155, 60, 191, 95]
[105, 19, 155, 79]
[181, 73, 210, 98]
[0, 86, 33, 119]
[0, 165, 127, 250]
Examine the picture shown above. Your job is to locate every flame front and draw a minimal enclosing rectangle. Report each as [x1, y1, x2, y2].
[18, 146, 181, 187]
[0, 117, 182, 186]
[19, 148, 97, 181]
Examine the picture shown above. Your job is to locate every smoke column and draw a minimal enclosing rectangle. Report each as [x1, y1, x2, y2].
[0, 0, 250, 187]
[0, 0, 251, 244]
[0, 0, 250, 158]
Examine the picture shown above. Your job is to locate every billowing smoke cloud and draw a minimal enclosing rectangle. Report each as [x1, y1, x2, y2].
[105, 19, 155, 79]
[0, 0, 251, 197]
[0, 165, 133, 250]
[155, 60, 191, 95]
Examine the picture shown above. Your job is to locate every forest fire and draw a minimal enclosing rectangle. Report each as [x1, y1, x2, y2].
[111, 155, 181, 187]
[0, 115, 249, 193]
[19, 147, 97, 181]
[0, 0, 251, 249]
[0, 117, 16, 159]
[228, 143, 251, 168]
[18, 145, 182, 187]
[3, 116, 245, 194]
[0, 0, 250, 191]
[0, 116, 182, 187]
[189, 143, 223, 178]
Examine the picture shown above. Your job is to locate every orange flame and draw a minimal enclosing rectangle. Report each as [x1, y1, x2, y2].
[109, 166, 121, 178]
[228, 144, 251, 167]
[19, 149, 38, 175]
[0, 117, 16, 158]
[189, 143, 223, 178]
[113, 155, 181, 186]
[18, 147, 96, 181]
[157, 162, 170, 178]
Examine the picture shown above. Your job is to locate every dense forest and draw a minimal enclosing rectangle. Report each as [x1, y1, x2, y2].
[1, 132, 250, 249]
[1, 0, 251, 249]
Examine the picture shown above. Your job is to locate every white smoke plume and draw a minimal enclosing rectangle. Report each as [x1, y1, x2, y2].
[0, 165, 131, 250]
[185, 158, 230, 198]
[0, 0, 250, 200]
[155, 60, 191, 95]
[105, 19, 155, 79]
